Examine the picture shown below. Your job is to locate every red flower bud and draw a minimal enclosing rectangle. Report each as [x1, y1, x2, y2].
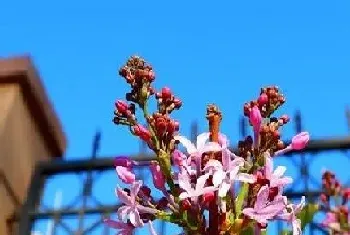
[133, 124, 152, 142]
[258, 93, 268, 105]
[115, 100, 128, 115]
[161, 87, 172, 100]
[173, 98, 182, 108]
[140, 185, 151, 197]
[114, 156, 133, 168]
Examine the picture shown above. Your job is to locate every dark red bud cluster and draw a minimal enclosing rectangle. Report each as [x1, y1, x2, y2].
[140, 185, 151, 197]
[259, 119, 286, 154]
[156, 197, 169, 210]
[156, 87, 182, 114]
[244, 86, 285, 118]
[118, 56, 156, 105]
[148, 113, 179, 139]
[119, 56, 155, 85]
[322, 171, 342, 197]
[237, 136, 253, 160]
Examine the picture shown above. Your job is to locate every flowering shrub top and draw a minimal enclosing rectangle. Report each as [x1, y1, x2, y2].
[105, 56, 312, 235]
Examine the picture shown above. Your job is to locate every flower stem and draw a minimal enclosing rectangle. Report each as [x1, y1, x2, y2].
[206, 104, 222, 235]
[141, 101, 160, 150]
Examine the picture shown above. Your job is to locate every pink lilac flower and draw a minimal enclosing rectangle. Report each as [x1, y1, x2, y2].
[242, 185, 287, 224]
[116, 166, 136, 184]
[116, 180, 158, 227]
[174, 132, 223, 173]
[274, 132, 310, 156]
[321, 213, 340, 231]
[178, 171, 217, 202]
[276, 196, 305, 235]
[203, 150, 255, 197]
[104, 219, 134, 235]
[264, 153, 293, 188]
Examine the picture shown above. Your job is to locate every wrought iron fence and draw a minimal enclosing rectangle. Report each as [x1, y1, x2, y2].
[16, 111, 350, 235]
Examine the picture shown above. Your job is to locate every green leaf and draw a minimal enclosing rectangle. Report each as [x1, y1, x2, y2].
[297, 203, 319, 230]
[235, 183, 249, 219]
[240, 225, 254, 235]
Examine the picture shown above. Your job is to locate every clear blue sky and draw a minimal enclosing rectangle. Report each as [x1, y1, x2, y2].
[1, 0, 350, 234]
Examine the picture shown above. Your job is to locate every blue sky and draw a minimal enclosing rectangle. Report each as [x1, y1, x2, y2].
[1, 0, 350, 234]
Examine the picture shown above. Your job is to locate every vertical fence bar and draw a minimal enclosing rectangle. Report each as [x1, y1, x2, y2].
[18, 164, 45, 235]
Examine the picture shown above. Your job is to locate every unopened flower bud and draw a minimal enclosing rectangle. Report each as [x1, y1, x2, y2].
[161, 87, 172, 100]
[249, 106, 262, 132]
[157, 197, 168, 210]
[149, 162, 166, 190]
[258, 93, 268, 105]
[133, 124, 152, 142]
[291, 132, 310, 150]
[115, 100, 129, 115]
[114, 156, 133, 168]
[140, 185, 151, 197]
[173, 98, 182, 108]
[116, 166, 136, 184]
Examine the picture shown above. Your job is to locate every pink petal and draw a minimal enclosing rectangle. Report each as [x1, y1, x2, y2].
[218, 133, 229, 149]
[259, 198, 286, 216]
[242, 207, 255, 217]
[292, 219, 302, 235]
[129, 210, 143, 227]
[179, 192, 190, 200]
[203, 159, 223, 172]
[236, 173, 256, 183]
[264, 154, 273, 179]
[255, 185, 269, 210]
[200, 142, 222, 153]
[195, 173, 210, 191]
[218, 182, 231, 197]
[174, 135, 197, 154]
[130, 181, 142, 202]
[104, 219, 130, 229]
[200, 186, 218, 196]
[221, 149, 231, 169]
[294, 196, 305, 213]
[273, 166, 287, 178]
[172, 150, 186, 166]
[196, 132, 210, 150]
[117, 206, 131, 221]
[178, 172, 192, 193]
[116, 187, 132, 205]
[116, 166, 136, 184]
[212, 170, 226, 187]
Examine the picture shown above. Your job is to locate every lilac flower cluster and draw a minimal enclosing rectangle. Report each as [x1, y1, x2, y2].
[105, 56, 311, 235]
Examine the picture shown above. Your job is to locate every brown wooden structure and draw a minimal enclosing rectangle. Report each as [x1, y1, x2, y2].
[0, 56, 66, 234]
